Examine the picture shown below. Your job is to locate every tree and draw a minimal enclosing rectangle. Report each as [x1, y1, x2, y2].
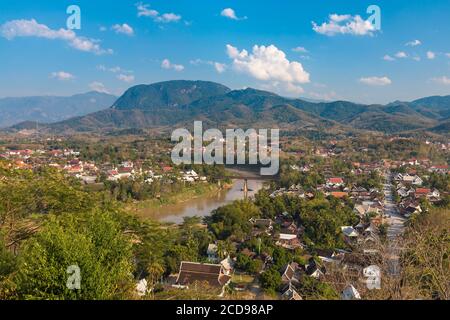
[399, 208, 449, 299]
[299, 198, 357, 249]
[427, 173, 449, 191]
[216, 239, 235, 259]
[259, 267, 282, 293]
[207, 200, 260, 240]
[235, 253, 263, 273]
[0, 233, 16, 283]
[13, 211, 134, 300]
[297, 276, 338, 300]
[146, 261, 164, 296]
[0, 167, 94, 224]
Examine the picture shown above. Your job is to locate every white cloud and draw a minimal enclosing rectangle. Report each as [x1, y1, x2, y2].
[112, 23, 134, 36]
[221, 8, 237, 20]
[431, 76, 450, 85]
[97, 65, 132, 74]
[89, 81, 109, 93]
[50, 71, 74, 81]
[312, 14, 376, 36]
[0, 19, 112, 55]
[395, 51, 408, 58]
[190, 59, 227, 73]
[283, 82, 305, 94]
[259, 82, 305, 96]
[220, 8, 247, 21]
[158, 13, 182, 23]
[307, 90, 340, 101]
[189, 59, 203, 66]
[161, 59, 184, 71]
[329, 14, 352, 22]
[426, 51, 435, 60]
[136, 3, 181, 23]
[214, 62, 226, 73]
[226, 44, 310, 91]
[117, 74, 135, 83]
[136, 3, 159, 17]
[405, 39, 421, 47]
[292, 46, 308, 53]
[383, 55, 395, 61]
[359, 76, 392, 86]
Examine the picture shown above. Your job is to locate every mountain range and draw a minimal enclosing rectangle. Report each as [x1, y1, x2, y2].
[0, 91, 117, 128]
[4, 80, 450, 136]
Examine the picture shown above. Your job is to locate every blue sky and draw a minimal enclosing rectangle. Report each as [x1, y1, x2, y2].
[0, 0, 449, 104]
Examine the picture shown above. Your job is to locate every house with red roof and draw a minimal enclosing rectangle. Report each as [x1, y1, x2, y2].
[331, 191, 349, 199]
[327, 177, 344, 188]
[415, 188, 441, 201]
[415, 188, 431, 198]
[65, 165, 83, 174]
[429, 165, 449, 174]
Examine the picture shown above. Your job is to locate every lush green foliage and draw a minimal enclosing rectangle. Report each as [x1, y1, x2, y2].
[207, 200, 261, 240]
[259, 267, 282, 293]
[14, 211, 134, 300]
[0, 167, 94, 223]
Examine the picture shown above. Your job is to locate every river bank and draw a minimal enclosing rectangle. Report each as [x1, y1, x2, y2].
[127, 182, 227, 210]
[132, 179, 265, 224]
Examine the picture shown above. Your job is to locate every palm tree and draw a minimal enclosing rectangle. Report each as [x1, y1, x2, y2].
[146, 261, 164, 297]
[216, 240, 227, 259]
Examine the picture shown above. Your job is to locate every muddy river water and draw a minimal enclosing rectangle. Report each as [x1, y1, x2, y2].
[138, 179, 265, 224]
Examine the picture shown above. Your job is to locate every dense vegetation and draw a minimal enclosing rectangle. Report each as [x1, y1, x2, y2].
[361, 207, 450, 300]
[400, 208, 449, 299]
[0, 164, 205, 299]
[0, 130, 448, 300]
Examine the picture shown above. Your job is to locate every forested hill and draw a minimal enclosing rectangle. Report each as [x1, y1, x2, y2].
[6, 80, 450, 136]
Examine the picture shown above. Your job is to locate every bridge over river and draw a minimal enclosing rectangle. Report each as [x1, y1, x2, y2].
[137, 167, 275, 224]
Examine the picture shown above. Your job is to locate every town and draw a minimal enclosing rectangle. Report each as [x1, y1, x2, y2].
[0, 132, 448, 300]
[1, 0, 449, 308]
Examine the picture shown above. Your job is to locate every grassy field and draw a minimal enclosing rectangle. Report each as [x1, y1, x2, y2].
[231, 273, 255, 284]
[129, 182, 224, 210]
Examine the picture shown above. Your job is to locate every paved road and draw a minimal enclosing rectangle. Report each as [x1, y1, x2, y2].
[382, 171, 406, 276]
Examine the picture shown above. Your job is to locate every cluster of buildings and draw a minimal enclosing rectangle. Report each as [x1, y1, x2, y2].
[269, 184, 313, 199]
[106, 161, 140, 182]
[425, 139, 450, 151]
[0, 148, 81, 171]
[163, 199, 385, 299]
[179, 169, 207, 183]
[249, 213, 305, 251]
[1, 147, 208, 187]
[279, 254, 380, 300]
[115, 153, 449, 299]
[387, 157, 448, 173]
[393, 172, 442, 218]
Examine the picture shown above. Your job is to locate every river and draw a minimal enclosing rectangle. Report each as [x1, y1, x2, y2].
[137, 179, 265, 224]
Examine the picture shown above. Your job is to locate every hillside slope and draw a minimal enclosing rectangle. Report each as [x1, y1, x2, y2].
[0, 92, 117, 128]
[6, 80, 449, 135]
